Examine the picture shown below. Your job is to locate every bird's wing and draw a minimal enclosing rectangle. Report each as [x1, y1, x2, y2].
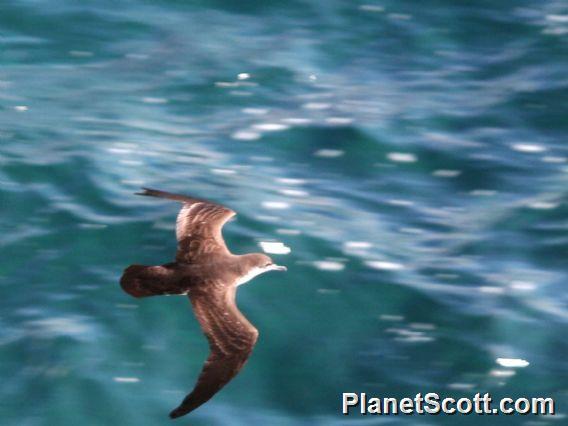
[136, 188, 236, 263]
[169, 285, 258, 419]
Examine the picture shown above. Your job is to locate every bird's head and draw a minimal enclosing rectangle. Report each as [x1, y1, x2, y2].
[254, 253, 287, 273]
[236, 253, 287, 286]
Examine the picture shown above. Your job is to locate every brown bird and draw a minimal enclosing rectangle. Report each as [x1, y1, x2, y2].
[119, 188, 287, 419]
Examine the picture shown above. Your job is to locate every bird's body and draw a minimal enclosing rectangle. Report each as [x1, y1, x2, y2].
[121, 253, 270, 297]
[119, 188, 286, 419]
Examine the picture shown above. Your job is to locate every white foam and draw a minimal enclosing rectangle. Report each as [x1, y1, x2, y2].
[259, 241, 291, 255]
[276, 178, 306, 185]
[388, 13, 412, 20]
[303, 102, 331, 110]
[359, 5, 385, 13]
[496, 358, 529, 368]
[399, 227, 424, 234]
[313, 261, 345, 271]
[281, 117, 312, 125]
[276, 229, 302, 236]
[214, 81, 239, 88]
[447, 383, 475, 390]
[107, 147, 132, 154]
[546, 14, 568, 23]
[432, 169, 461, 178]
[314, 149, 344, 158]
[344, 241, 372, 249]
[542, 156, 566, 163]
[210, 168, 237, 175]
[242, 108, 268, 115]
[325, 117, 353, 125]
[511, 143, 547, 153]
[528, 201, 558, 210]
[279, 189, 308, 197]
[510, 281, 536, 292]
[142, 97, 168, 104]
[231, 130, 261, 141]
[489, 369, 516, 377]
[387, 152, 417, 163]
[261, 201, 290, 210]
[470, 189, 497, 196]
[113, 377, 140, 383]
[237, 73, 250, 80]
[387, 199, 414, 207]
[252, 123, 290, 132]
[79, 223, 107, 229]
[119, 160, 143, 166]
[365, 261, 405, 271]
[479, 286, 504, 295]
[27, 316, 91, 339]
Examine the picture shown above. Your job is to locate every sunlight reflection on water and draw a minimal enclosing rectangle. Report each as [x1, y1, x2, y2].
[1, 0, 567, 424]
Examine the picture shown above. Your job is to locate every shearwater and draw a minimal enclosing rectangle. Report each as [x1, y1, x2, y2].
[119, 188, 287, 419]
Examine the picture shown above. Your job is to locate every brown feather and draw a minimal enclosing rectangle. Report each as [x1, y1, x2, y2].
[169, 286, 258, 419]
[119, 189, 283, 419]
[136, 188, 235, 263]
[120, 264, 181, 297]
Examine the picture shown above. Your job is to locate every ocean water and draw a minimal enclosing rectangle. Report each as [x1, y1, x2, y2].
[1, 1, 567, 425]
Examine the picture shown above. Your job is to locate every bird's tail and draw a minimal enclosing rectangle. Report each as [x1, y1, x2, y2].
[120, 264, 182, 298]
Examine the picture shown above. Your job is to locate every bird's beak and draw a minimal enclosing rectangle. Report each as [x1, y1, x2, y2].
[271, 264, 287, 272]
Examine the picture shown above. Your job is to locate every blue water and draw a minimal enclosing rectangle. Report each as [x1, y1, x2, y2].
[1, 1, 567, 425]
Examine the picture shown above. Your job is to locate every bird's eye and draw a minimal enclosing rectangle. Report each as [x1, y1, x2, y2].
[265, 262, 272, 267]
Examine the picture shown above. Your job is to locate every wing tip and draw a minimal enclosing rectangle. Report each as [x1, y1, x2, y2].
[135, 187, 156, 196]
[134, 187, 194, 203]
[169, 406, 190, 419]
[135, 187, 236, 216]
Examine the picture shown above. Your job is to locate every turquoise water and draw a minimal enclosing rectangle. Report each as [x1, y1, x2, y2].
[1, 1, 567, 425]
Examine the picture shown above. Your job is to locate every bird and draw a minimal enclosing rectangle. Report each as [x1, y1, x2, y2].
[119, 188, 287, 419]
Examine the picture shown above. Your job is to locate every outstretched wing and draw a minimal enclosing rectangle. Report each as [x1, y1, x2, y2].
[136, 188, 236, 263]
[169, 285, 259, 419]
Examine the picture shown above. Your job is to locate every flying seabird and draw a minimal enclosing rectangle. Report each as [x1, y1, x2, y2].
[119, 188, 287, 419]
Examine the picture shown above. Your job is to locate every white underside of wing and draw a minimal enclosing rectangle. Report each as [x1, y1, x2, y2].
[235, 264, 284, 286]
[236, 266, 267, 286]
